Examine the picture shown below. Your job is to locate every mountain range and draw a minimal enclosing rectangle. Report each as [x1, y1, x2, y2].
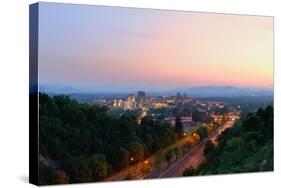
[168, 86, 273, 97]
[39, 84, 273, 98]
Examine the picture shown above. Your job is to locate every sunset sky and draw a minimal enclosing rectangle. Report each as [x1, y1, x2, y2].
[38, 3, 273, 92]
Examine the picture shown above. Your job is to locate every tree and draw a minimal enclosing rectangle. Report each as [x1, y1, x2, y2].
[38, 93, 178, 184]
[74, 158, 92, 183]
[189, 105, 273, 176]
[173, 147, 182, 160]
[197, 126, 209, 140]
[112, 147, 129, 170]
[256, 106, 273, 138]
[118, 115, 138, 144]
[242, 114, 262, 133]
[88, 154, 108, 181]
[183, 166, 197, 176]
[145, 134, 154, 152]
[175, 116, 184, 137]
[118, 147, 129, 168]
[158, 123, 177, 146]
[155, 153, 164, 172]
[164, 149, 174, 165]
[203, 140, 216, 160]
[224, 137, 245, 153]
[128, 141, 144, 162]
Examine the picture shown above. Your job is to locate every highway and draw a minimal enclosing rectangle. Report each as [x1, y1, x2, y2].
[103, 120, 235, 181]
[159, 120, 234, 178]
[103, 129, 195, 181]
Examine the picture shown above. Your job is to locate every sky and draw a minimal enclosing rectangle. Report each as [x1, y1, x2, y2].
[38, 2, 274, 92]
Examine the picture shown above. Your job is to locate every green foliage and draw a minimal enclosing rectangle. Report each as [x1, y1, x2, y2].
[112, 147, 129, 170]
[195, 106, 273, 175]
[73, 157, 92, 183]
[203, 140, 216, 160]
[39, 93, 176, 184]
[128, 141, 144, 162]
[197, 126, 209, 140]
[88, 154, 108, 181]
[164, 149, 174, 164]
[155, 152, 164, 169]
[183, 166, 197, 176]
[175, 116, 184, 137]
[173, 146, 182, 159]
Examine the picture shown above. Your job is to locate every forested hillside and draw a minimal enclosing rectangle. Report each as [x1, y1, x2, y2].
[183, 105, 273, 176]
[38, 93, 177, 184]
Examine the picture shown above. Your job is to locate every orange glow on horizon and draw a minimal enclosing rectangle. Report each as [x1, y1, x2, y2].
[39, 5, 273, 89]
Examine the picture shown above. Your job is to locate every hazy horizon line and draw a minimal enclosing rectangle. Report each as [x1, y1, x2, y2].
[38, 83, 274, 94]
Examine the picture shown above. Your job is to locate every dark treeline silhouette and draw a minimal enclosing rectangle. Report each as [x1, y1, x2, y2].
[183, 105, 273, 176]
[38, 93, 177, 184]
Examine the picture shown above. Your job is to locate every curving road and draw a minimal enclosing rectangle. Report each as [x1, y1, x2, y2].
[159, 120, 234, 178]
[104, 120, 235, 181]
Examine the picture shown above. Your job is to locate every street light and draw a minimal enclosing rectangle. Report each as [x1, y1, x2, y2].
[130, 157, 134, 162]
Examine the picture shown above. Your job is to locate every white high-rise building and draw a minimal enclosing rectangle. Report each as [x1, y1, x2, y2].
[123, 94, 136, 110]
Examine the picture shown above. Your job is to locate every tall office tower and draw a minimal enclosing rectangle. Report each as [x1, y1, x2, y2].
[137, 91, 146, 108]
[176, 92, 181, 99]
[127, 94, 135, 102]
[124, 94, 136, 110]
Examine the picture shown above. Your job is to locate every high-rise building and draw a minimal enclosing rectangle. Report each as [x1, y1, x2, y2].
[124, 94, 136, 110]
[176, 92, 181, 99]
[127, 94, 136, 104]
[176, 92, 182, 103]
[137, 91, 146, 108]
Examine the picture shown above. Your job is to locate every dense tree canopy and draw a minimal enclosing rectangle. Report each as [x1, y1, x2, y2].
[183, 105, 273, 176]
[175, 116, 184, 137]
[38, 93, 177, 184]
[197, 126, 209, 140]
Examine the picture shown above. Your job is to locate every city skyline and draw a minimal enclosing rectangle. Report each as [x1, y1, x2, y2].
[38, 3, 273, 92]
[31, 3, 274, 185]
